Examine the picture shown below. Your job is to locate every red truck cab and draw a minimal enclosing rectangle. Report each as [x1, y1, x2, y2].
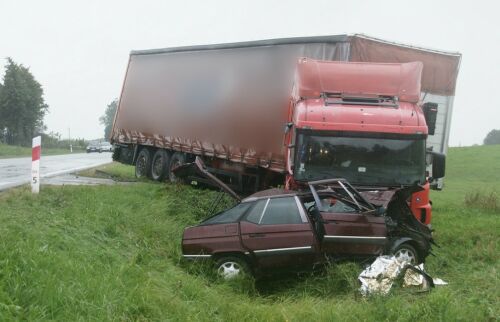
[284, 59, 442, 224]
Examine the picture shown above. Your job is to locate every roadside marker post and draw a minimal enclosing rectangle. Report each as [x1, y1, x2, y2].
[32, 136, 41, 194]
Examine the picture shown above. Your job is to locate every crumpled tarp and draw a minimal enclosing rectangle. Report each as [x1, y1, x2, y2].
[358, 255, 447, 296]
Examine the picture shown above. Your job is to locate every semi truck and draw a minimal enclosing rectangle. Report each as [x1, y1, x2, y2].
[110, 34, 461, 225]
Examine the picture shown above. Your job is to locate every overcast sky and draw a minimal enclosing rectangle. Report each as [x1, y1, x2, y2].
[0, 0, 498, 146]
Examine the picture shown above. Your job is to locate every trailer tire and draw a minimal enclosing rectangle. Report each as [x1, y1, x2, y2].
[168, 152, 186, 183]
[135, 148, 152, 179]
[151, 149, 170, 181]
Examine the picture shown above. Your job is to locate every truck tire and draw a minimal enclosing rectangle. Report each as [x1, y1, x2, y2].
[151, 149, 170, 181]
[135, 148, 152, 179]
[112, 146, 120, 161]
[168, 152, 186, 183]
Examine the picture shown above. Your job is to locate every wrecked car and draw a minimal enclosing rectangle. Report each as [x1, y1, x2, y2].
[177, 157, 434, 279]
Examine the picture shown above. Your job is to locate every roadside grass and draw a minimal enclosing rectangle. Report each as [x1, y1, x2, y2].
[77, 162, 137, 181]
[0, 143, 84, 159]
[0, 145, 498, 321]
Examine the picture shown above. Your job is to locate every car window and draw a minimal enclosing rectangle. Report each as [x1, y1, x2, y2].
[304, 197, 358, 214]
[244, 199, 268, 224]
[260, 197, 303, 225]
[202, 202, 250, 225]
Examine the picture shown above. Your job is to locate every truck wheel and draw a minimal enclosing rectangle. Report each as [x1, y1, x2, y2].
[112, 147, 120, 161]
[135, 148, 152, 179]
[168, 152, 186, 183]
[393, 243, 420, 265]
[151, 149, 170, 181]
[215, 256, 250, 280]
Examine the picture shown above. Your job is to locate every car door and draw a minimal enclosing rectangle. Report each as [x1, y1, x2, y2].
[318, 199, 387, 255]
[240, 196, 316, 269]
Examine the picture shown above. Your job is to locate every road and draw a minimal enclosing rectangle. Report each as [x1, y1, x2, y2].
[0, 153, 112, 191]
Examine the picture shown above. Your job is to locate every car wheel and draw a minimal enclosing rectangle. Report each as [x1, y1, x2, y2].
[168, 152, 186, 183]
[151, 149, 170, 181]
[135, 148, 152, 179]
[215, 256, 250, 280]
[393, 243, 420, 265]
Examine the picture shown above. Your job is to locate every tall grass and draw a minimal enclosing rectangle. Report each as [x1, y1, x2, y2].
[464, 191, 499, 211]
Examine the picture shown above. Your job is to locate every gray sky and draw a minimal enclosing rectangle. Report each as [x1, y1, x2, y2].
[0, 0, 498, 146]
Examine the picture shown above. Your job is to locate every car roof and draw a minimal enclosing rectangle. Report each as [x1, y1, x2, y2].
[242, 188, 300, 202]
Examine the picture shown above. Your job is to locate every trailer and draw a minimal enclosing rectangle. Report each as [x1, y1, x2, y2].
[111, 34, 461, 224]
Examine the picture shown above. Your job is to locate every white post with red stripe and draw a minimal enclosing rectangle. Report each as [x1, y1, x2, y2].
[31, 136, 41, 194]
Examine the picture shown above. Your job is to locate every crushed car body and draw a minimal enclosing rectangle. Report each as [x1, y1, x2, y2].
[177, 157, 434, 278]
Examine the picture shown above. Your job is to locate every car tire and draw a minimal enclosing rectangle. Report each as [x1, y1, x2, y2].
[393, 243, 420, 265]
[215, 256, 250, 280]
[168, 152, 186, 183]
[151, 149, 170, 181]
[135, 148, 152, 179]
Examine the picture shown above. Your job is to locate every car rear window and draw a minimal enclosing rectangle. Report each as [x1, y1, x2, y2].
[201, 203, 250, 225]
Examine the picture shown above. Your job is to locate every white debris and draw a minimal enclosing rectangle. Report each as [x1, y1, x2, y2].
[358, 256, 447, 296]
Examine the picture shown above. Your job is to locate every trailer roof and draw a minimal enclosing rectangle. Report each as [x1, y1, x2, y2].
[130, 34, 460, 57]
[130, 35, 350, 55]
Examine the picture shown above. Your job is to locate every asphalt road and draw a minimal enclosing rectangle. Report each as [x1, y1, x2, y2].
[0, 153, 113, 191]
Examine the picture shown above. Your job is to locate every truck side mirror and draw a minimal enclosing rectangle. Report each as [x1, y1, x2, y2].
[430, 152, 446, 179]
[422, 102, 438, 135]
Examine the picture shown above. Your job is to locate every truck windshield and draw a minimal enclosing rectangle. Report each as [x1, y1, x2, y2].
[294, 133, 426, 186]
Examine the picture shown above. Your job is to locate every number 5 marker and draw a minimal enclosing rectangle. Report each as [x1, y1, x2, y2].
[32, 136, 41, 194]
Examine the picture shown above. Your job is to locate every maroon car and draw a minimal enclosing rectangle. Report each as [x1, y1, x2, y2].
[178, 158, 433, 279]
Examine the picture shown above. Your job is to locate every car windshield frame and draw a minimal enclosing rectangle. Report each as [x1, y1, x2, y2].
[293, 130, 426, 187]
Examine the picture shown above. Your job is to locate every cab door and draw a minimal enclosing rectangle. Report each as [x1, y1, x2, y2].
[240, 196, 317, 268]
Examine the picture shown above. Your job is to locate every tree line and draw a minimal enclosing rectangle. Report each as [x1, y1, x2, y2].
[0, 58, 48, 146]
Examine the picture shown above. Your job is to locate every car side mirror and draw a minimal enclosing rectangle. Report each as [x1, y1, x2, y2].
[430, 152, 446, 180]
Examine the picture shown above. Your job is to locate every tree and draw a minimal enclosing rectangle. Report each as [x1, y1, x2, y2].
[99, 99, 118, 140]
[483, 129, 500, 145]
[0, 58, 48, 146]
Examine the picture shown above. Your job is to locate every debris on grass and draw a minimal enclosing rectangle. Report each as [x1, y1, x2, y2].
[358, 256, 447, 296]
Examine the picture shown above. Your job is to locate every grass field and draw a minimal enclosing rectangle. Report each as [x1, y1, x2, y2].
[0, 143, 84, 159]
[0, 145, 498, 321]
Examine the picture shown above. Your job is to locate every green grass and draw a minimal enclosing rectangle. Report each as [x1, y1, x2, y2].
[0, 143, 84, 159]
[0, 145, 498, 321]
[77, 162, 137, 181]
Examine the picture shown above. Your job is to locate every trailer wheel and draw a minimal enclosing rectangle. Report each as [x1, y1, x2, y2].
[168, 152, 186, 183]
[151, 149, 170, 181]
[135, 148, 152, 179]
